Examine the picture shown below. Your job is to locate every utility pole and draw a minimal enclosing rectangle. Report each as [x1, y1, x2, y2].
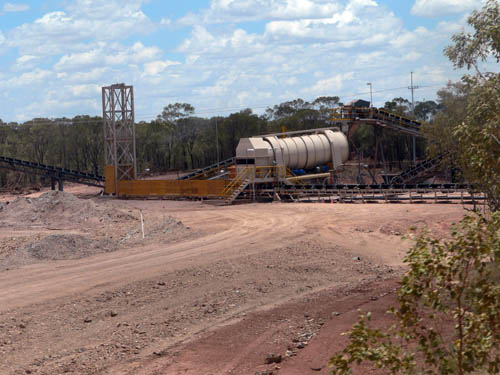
[408, 72, 419, 165]
[215, 118, 220, 168]
[367, 82, 373, 108]
[408, 72, 419, 113]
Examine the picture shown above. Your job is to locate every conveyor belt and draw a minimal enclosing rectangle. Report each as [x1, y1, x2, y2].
[179, 157, 235, 180]
[237, 182, 483, 204]
[390, 154, 446, 184]
[335, 106, 423, 137]
[0, 155, 105, 188]
[278, 183, 471, 190]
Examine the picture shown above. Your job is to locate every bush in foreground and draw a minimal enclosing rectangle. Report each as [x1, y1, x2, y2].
[329, 212, 500, 375]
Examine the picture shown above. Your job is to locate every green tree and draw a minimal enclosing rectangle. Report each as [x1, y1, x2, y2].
[444, 0, 500, 210]
[313, 96, 343, 115]
[455, 75, 500, 210]
[219, 109, 266, 159]
[157, 103, 195, 123]
[444, 0, 500, 78]
[156, 103, 197, 170]
[414, 100, 441, 122]
[330, 213, 500, 375]
[384, 97, 412, 116]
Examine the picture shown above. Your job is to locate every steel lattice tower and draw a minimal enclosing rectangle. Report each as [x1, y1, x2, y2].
[102, 84, 136, 194]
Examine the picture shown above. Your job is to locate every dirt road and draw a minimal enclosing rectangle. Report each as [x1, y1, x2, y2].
[0, 187, 468, 374]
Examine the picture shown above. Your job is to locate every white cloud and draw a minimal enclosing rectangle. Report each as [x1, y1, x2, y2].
[411, 0, 484, 17]
[402, 51, 423, 61]
[263, 1, 401, 45]
[6, 1, 154, 56]
[160, 17, 172, 26]
[70, 84, 101, 97]
[2, 2, 30, 12]
[66, 67, 109, 83]
[415, 65, 448, 83]
[8, 69, 53, 87]
[13, 54, 41, 70]
[54, 42, 162, 71]
[179, 0, 342, 25]
[0, 0, 475, 121]
[16, 55, 36, 64]
[143, 59, 181, 76]
[306, 72, 354, 95]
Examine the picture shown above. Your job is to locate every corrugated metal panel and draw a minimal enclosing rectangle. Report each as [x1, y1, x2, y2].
[117, 179, 227, 197]
[104, 165, 116, 194]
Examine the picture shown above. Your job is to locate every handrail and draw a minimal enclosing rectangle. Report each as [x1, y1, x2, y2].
[222, 165, 287, 197]
[222, 168, 249, 196]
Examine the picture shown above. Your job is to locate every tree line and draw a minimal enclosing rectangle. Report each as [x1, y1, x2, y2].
[0, 94, 441, 188]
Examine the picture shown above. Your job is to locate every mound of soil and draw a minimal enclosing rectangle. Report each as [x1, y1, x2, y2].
[0, 191, 197, 272]
[1, 234, 116, 270]
[26, 234, 116, 261]
[0, 191, 136, 228]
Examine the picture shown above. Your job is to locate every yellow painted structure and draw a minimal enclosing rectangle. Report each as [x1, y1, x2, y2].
[117, 179, 227, 197]
[105, 166, 227, 198]
[104, 165, 116, 194]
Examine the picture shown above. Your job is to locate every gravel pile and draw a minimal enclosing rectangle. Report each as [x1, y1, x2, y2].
[1, 234, 116, 270]
[0, 191, 137, 228]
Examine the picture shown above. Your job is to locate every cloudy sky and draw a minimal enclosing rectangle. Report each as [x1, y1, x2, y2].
[0, 0, 489, 122]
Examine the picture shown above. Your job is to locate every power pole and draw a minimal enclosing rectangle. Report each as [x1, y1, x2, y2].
[408, 72, 419, 113]
[408, 72, 419, 165]
[215, 118, 220, 168]
[367, 82, 373, 108]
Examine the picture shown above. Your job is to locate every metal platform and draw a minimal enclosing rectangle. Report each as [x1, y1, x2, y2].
[0, 155, 105, 189]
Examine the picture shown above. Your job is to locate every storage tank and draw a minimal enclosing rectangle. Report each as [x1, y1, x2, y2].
[236, 129, 348, 171]
[271, 130, 348, 169]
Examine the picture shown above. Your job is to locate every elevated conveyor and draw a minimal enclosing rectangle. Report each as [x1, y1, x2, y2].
[390, 154, 446, 184]
[333, 105, 423, 138]
[0, 155, 105, 189]
[178, 157, 235, 180]
[242, 183, 483, 204]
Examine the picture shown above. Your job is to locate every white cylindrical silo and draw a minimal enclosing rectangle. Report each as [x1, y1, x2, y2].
[268, 130, 348, 169]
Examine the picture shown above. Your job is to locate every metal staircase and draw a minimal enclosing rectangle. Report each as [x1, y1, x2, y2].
[390, 154, 445, 184]
[222, 169, 250, 204]
[179, 157, 235, 180]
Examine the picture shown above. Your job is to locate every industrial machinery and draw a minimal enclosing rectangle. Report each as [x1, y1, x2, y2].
[234, 129, 349, 184]
[96, 85, 479, 204]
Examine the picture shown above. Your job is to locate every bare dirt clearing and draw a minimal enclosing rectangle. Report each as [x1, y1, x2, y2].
[0, 185, 468, 374]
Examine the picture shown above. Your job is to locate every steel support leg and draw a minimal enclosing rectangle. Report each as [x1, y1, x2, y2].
[58, 179, 64, 191]
[51, 178, 56, 190]
[412, 136, 416, 165]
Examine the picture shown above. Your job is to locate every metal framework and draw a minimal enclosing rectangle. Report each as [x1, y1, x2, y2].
[240, 183, 485, 205]
[102, 84, 136, 194]
[0, 155, 105, 189]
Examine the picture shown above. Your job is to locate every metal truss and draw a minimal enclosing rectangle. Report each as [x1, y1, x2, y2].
[0, 155, 104, 189]
[102, 84, 136, 194]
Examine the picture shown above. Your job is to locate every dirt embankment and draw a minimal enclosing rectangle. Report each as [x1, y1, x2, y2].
[0, 191, 195, 271]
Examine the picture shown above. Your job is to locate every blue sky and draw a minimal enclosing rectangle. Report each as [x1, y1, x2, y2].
[0, 0, 491, 122]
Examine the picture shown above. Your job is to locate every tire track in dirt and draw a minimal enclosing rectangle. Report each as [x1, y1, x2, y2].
[0, 207, 297, 312]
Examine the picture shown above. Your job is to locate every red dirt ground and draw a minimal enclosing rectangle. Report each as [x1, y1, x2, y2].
[0, 184, 470, 375]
